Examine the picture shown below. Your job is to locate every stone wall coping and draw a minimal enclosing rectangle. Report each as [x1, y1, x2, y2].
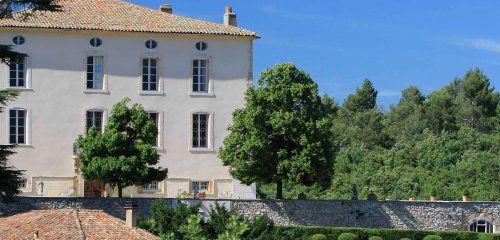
[14, 197, 500, 204]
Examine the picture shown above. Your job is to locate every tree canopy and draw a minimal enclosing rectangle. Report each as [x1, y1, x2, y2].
[257, 68, 499, 201]
[219, 63, 335, 199]
[75, 98, 167, 197]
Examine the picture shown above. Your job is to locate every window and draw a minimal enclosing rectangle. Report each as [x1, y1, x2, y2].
[13, 36, 25, 45]
[192, 113, 208, 148]
[9, 109, 27, 144]
[142, 181, 159, 192]
[145, 39, 158, 49]
[192, 181, 209, 192]
[86, 110, 103, 133]
[148, 112, 159, 147]
[192, 59, 208, 92]
[18, 178, 27, 189]
[142, 58, 158, 91]
[9, 57, 26, 88]
[470, 220, 494, 233]
[90, 37, 102, 47]
[86, 56, 104, 90]
[195, 41, 207, 51]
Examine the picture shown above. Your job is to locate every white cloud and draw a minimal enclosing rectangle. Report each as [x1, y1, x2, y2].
[457, 38, 500, 53]
[378, 90, 401, 97]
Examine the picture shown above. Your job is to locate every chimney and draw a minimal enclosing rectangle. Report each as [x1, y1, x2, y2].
[125, 201, 139, 228]
[223, 6, 237, 27]
[160, 4, 172, 14]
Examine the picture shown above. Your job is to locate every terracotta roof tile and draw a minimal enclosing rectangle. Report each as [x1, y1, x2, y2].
[0, 0, 258, 38]
[0, 210, 159, 240]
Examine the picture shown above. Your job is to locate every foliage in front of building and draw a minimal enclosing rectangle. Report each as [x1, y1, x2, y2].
[273, 226, 500, 240]
[219, 62, 335, 199]
[75, 98, 167, 197]
[255, 67, 499, 201]
[138, 200, 275, 240]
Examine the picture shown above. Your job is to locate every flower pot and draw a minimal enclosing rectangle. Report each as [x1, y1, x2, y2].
[197, 192, 206, 199]
[430, 195, 437, 201]
[462, 195, 469, 202]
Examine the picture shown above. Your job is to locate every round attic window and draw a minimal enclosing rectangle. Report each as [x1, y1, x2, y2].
[195, 41, 207, 51]
[13, 36, 25, 45]
[90, 37, 102, 47]
[145, 39, 158, 49]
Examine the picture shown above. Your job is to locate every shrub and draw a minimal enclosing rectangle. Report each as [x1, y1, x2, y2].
[204, 202, 238, 238]
[244, 214, 275, 239]
[423, 235, 443, 240]
[369, 237, 384, 240]
[310, 234, 327, 240]
[338, 233, 358, 240]
[400, 238, 411, 240]
[139, 199, 200, 238]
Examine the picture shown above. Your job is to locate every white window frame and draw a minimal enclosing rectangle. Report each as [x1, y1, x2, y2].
[192, 180, 210, 192]
[6, 107, 30, 146]
[4, 50, 32, 90]
[83, 53, 108, 94]
[82, 108, 107, 134]
[189, 110, 214, 152]
[139, 54, 163, 95]
[189, 55, 214, 97]
[146, 110, 163, 149]
[141, 181, 159, 193]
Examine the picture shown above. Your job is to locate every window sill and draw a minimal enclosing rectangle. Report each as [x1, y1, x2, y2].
[139, 91, 164, 96]
[189, 147, 215, 153]
[189, 92, 216, 98]
[6, 87, 34, 92]
[83, 89, 109, 95]
[140, 190, 160, 194]
[15, 144, 34, 149]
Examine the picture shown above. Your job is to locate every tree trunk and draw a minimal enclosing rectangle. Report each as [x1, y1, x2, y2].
[276, 179, 283, 199]
[117, 183, 123, 198]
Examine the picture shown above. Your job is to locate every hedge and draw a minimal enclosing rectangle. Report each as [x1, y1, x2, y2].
[272, 226, 500, 240]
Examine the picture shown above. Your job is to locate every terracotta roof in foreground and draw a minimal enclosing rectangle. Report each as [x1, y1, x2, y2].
[0, 209, 159, 240]
[0, 0, 258, 38]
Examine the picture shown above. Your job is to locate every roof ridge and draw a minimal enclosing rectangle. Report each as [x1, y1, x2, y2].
[74, 210, 86, 240]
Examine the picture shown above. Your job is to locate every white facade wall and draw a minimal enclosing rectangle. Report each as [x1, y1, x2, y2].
[0, 29, 256, 199]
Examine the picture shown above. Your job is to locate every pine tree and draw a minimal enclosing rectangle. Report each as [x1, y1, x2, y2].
[0, 0, 59, 202]
[343, 79, 377, 112]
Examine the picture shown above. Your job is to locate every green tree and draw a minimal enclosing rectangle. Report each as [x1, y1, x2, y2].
[456, 68, 498, 132]
[0, 0, 59, 202]
[75, 98, 167, 197]
[219, 63, 334, 199]
[0, 90, 22, 201]
[343, 79, 377, 113]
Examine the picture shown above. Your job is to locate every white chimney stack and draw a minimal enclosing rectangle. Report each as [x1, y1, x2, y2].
[160, 4, 172, 14]
[223, 6, 237, 27]
[125, 202, 138, 228]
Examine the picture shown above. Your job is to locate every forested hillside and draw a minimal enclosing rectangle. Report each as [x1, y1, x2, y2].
[258, 68, 499, 201]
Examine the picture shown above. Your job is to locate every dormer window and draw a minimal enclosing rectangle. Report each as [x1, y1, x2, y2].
[145, 39, 158, 49]
[13, 36, 25, 45]
[195, 41, 207, 51]
[90, 37, 102, 47]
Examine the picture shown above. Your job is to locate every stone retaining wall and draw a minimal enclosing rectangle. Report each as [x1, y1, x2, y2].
[1, 197, 498, 232]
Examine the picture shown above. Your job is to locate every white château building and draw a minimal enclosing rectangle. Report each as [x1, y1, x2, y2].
[0, 0, 259, 198]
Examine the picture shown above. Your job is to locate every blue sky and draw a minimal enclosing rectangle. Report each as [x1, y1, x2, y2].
[133, 0, 499, 108]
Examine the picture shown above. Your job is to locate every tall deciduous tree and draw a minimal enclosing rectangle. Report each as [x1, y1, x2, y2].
[75, 98, 167, 197]
[0, 0, 59, 201]
[219, 63, 334, 199]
